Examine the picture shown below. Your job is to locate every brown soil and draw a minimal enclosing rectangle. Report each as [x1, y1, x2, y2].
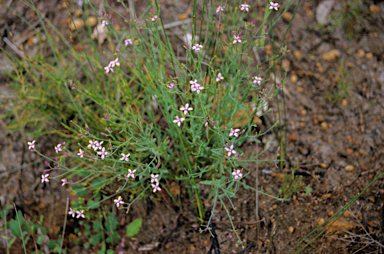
[1, 0, 384, 253]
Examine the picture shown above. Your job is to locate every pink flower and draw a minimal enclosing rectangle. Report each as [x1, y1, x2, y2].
[229, 128, 240, 137]
[41, 174, 49, 183]
[114, 196, 124, 208]
[195, 85, 204, 94]
[126, 169, 136, 179]
[61, 178, 67, 186]
[87, 140, 96, 149]
[101, 20, 109, 27]
[173, 116, 185, 127]
[253, 76, 262, 85]
[269, 2, 279, 11]
[109, 58, 120, 68]
[77, 149, 84, 158]
[168, 83, 175, 89]
[125, 39, 133, 46]
[152, 183, 161, 193]
[216, 6, 225, 13]
[151, 174, 159, 184]
[104, 65, 114, 73]
[76, 210, 85, 219]
[232, 169, 243, 180]
[120, 153, 130, 162]
[225, 144, 236, 157]
[233, 34, 242, 44]
[204, 122, 208, 127]
[97, 147, 109, 160]
[152, 15, 158, 21]
[93, 141, 103, 151]
[180, 103, 193, 115]
[240, 4, 250, 12]
[28, 140, 36, 150]
[68, 208, 76, 217]
[190, 79, 200, 92]
[192, 44, 203, 52]
[216, 73, 224, 82]
[55, 144, 62, 154]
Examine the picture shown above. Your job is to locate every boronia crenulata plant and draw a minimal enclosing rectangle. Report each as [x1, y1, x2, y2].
[5, 0, 302, 248]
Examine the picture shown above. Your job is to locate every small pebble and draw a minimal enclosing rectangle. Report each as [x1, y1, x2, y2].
[369, 5, 381, 14]
[283, 12, 293, 21]
[300, 122, 305, 127]
[288, 134, 297, 141]
[357, 49, 365, 58]
[365, 52, 373, 60]
[75, 9, 82, 17]
[320, 163, 327, 169]
[368, 197, 375, 203]
[86, 16, 97, 27]
[69, 19, 85, 30]
[345, 165, 354, 172]
[190, 245, 196, 251]
[296, 87, 304, 93]
[346, 148, 353, 155]
[317, 218, 325, 226]
[321, 122, 328, 130]
[321, 49, 340, 61]
[294, 50, 303, 61]
[178, 13, 189, 20]
[290, 74, 298, 83]
[341, 99, 348, 107]
[282, 59, 291, 69]
[288, 226, 295, 233]
[327, 210, 334, 217]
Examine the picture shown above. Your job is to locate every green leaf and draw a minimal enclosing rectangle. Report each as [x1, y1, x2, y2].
[90, 232, 103, 245]
[10, 219, 22, 237]
[87, 199, 100, 209]
[104, 213, 117, 232]
[7, 237, 16, 247]
[93, 221, 103, 231]
[72, 185, 88, 197]
[106, 232, 118, 243]
[36, 235, 44, 245]
[48, 240, 56, 249]
[126, 218, 142, 237]
[107, 250, 114, 254]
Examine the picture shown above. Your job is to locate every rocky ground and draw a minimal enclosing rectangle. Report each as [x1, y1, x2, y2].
[1, 0, 384, 253]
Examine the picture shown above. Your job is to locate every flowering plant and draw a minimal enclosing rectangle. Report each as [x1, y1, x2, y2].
[7, 0, 298, 248]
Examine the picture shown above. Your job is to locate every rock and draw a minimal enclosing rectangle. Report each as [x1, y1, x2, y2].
[69, 19, 85, 31]
[316, 62, 324, 73]
[326, 218, 356, 233]
[341, 99, 348, 107]
[283, 12, 293, 21]
[288, 134, 297, 141]
[75, 9, 82, 17]
[288, 226, 295, 233]
[290, 74, 298, 83]
[365, 52, 373, 60]
[321, 122, 328, 130]
[368, 196, 375, 203]
[369, 5, 381, 14]
[190, 245, 196, 251]
[345, 165, 354, 172]
[294, 50, 303, 61]
[320, 163, 327, 169]
[265, 45, 273, 55]
[178, 13, 189, 20]
[92, 23, 108, 44]
[327, 210, 334, 217]
[282, 59, 291, 70]
[321, 49, 340, 61]
[86, 16, 97, 27]
[316, 0, 336, 25]
[317, 218, 325, 226]
[346, 148, 353, 155]
[357, 49, 365, 58]
[296, 87, 304, 93]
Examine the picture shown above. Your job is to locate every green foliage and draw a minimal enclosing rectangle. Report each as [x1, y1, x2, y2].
[4, 0, 301, 247]
[278, 167, 303, 199]
[126, 218, 143, 237]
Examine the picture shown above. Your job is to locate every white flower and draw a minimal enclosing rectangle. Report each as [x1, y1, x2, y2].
[173, 116, 185, 127]
[253, 76, 262, 86]
[124, 39, 133, 46]
[225, 144, 237, 157]
[152, 15, 158, 21]
[55, 144, 62, 154]
[240, 4, 250, 12]
[269, 2, 279, 11]
[233, 35, 242, 44]
[120, 153, 130, 162]
[216, 73, 224, 82]
[28, 140, 36, 150]
[77, 149, 84, 158]
[114, 196, 124, 208]
[180, 103, 193, 115]
[232, 169, 243, 180]
[216, 6, 225, 13]
[192, 44, 203, 52]
[229, 128, 240, 138]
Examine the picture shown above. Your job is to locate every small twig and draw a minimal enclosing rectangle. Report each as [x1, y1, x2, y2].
[213, 218, 264, 226]
[24, 217, 38, 254]
[237, 242, 254, 254]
